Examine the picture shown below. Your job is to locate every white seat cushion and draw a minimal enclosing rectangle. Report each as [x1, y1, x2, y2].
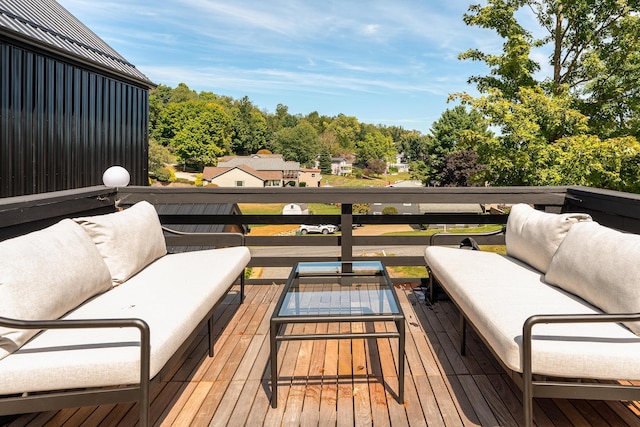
[425, 246, 640, 380]
[0, 219, 112, 361]
[0, 246, 250, 394]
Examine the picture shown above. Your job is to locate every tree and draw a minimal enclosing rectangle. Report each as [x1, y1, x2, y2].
[355, 128, 396, 165]
[438, 149, 486, 187]
[410, 106, 490, 186]
[318, 148, 332, 175]
[148, 138, 175, 178]
[230, 96, 268, 155]
[326, 114, 361, 152]
[460, 0, 640, 138]
[271, 121, 321, 167]
[169, 82, 198, 103]
[398, 132, 431, 163]
[155, 101, 233, 168]
[172, 104, 233, 167]
[456, 0, 640, 190]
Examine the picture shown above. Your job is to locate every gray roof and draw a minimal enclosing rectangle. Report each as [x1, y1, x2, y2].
[0, 0, 153, 86]
[155, 203, 246, 252]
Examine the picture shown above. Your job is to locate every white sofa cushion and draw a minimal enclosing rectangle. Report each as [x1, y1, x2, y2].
[0, 219, 112, 361]
[425, 246, 640, 380]
[0, 246, 250, 394]
[545, 221, 640, 335]
[75, 201, 167, 285]
[505, 203, 591, 273]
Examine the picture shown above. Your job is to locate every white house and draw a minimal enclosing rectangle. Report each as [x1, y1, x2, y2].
[282, 203, 309, 215]
[202, 165, 281, 187]
[331, 157, 352, 176]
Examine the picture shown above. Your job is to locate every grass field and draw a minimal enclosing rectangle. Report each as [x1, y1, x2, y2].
[325, 172, 411, 187]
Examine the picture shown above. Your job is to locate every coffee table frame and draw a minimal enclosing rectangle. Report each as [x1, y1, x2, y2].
[269, 261, 405, 408]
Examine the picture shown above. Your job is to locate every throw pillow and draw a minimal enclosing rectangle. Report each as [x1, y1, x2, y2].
[0, 219, 112, 360]
[545, 221, 640, 335]
[505, 203, 591, 273]
[74, 201, 167, 285]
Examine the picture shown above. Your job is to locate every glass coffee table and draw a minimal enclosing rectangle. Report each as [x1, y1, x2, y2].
[269, 261, 405, 408]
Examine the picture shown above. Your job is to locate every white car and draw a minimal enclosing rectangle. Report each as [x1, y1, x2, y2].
[299, 224, 337, 235]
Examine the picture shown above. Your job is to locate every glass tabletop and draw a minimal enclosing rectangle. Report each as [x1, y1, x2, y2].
[277, 261, 400, 317]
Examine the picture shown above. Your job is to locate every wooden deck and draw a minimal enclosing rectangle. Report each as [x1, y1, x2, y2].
[3, 283, 640, 427]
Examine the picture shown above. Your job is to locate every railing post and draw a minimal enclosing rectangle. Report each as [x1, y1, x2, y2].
[341, 203, 353, 262]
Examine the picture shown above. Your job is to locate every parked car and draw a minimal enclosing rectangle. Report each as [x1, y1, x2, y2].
[299, 224, 337, 235]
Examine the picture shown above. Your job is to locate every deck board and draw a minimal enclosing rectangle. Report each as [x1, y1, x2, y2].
[2, 284, 640, 427]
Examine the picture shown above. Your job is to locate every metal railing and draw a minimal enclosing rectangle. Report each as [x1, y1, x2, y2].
[2, 185, 640, 282]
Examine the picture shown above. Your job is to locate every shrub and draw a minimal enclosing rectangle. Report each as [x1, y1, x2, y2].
[382, 206, 398, 215]
[155, 166, 173, 182]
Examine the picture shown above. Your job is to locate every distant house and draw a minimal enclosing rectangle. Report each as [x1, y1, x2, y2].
[282, 203, 309, 215]
[202, 165, 281, 187]
[331, 158, 353, 176]
[388, 153, 409, 173]
[299, 168, 322, 187]
[216, 154, 300, 186]
[0, 0, 154, 197]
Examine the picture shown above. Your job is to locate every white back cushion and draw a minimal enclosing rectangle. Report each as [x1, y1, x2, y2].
[74, 201, 167, 285]
[0, 219, 112, 360]
[505, 203, 591, 273]
[545, 222, 640, 335]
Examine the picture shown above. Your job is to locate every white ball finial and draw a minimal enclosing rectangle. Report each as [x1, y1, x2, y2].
[102, 166, 130, 187]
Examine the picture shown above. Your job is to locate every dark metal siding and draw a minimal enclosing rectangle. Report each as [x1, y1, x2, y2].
[1, 41, 149, 198]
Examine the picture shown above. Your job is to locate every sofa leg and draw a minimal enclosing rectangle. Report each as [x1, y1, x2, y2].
[208, 315, 215, 357]
[459, 314, 467, 356]
[240, 269, 245, 303]
[428, 268, 435, 304]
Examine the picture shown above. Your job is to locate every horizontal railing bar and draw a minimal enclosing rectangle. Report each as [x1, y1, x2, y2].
[158, 213, 508, 226]
[118, 186, 570, 206]
[247, 255, 425, 268]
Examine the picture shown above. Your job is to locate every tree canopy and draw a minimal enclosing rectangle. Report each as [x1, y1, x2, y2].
[452, 0, 640, 191]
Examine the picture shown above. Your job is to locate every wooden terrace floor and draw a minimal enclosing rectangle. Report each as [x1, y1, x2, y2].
[3, 283, 640, 426]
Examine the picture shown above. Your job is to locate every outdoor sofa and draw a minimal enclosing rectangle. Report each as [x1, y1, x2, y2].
[424, 203, 640, 427]
[0, 201, 251, 426]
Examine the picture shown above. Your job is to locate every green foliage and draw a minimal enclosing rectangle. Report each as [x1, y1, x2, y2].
[318, 148, 332, 175]
[460, 0, 640, 140]
[148, 138, 175, 178]
[230, 96, 268, 155]
[381, 206, 399, 215]
[409, 106, 490, 186]
[355, 129, 396, 165]
[171, 103, 233, 167]
[155, 166, 175, 183]
[270, 120, 321, 166]
[352, 203, 371, 214]
[326, 114, 361, 152]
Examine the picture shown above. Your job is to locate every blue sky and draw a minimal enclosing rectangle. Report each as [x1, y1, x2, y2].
[57, 0, 505, 134]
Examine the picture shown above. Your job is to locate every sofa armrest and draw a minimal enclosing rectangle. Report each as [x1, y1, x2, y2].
[522, 312, 640, 365]
[161, 226, 245, 247]
[0, 315, 152, 425]
[521, 312, 640, 425]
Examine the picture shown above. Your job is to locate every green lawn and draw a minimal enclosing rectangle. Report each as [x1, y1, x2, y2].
[383, 224, 504, 236]
[238, 203, 340, 215]
[325, 172, 411, 187]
